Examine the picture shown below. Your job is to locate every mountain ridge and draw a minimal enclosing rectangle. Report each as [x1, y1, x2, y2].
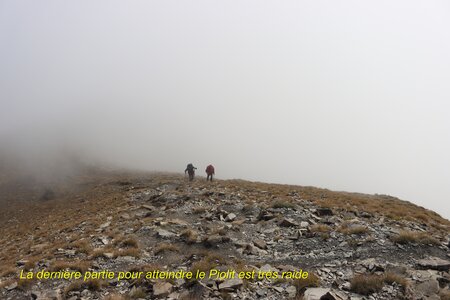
[0, 170, 449, 299]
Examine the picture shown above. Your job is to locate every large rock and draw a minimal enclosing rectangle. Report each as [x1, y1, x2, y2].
[253, 239, 267, 250]
[321, 290, 349, 300]
[225, 213, 236, 222]
[414, 279, 440, 297]
[303, 288, 330, 300]
[153, 281, 173, 297]
[218, 278, 243, 291]
[417, 257, 450, 271]
[279, 218, 298, 227]
[156, 229, 176, 239]
[286, 285, 297, 298]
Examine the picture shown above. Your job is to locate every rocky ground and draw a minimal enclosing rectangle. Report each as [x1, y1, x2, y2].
[0, 172, 449, 299]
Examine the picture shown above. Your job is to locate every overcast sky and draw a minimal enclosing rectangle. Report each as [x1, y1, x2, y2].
[1, 1, 449, 219]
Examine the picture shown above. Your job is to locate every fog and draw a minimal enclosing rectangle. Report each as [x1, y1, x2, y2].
[1, 1, 449, 219]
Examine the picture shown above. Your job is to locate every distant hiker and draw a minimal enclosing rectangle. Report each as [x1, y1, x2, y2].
[205, 164, 215, 181]
[185, 163, 197, 181]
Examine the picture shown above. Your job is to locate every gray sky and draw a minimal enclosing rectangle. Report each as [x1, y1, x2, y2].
[1, 1, 449, 219]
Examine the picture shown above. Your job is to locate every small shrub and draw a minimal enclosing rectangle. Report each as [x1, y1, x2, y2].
[391, 231, 439, 245]
[338, 223, 368, 235]
[121, 237, 139, 248]
[70, 239, 91, 254]
[383, 272, 408, 288]
[65, 279, 106, 295]
[271, 200, 295, 209]
[154, 243, 180, 255]
[180, 229, 198, 244]
[50, 260, 91, 273]
[310, 224, 331, 233]
[114, 248, 140, 258]
[294, 272, 320, 294]
[192, 207, 207, 214]
[350, 274, 383, 295]
[190, 253, 227, 274]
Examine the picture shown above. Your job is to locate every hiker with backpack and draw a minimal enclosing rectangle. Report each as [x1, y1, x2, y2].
[205, 164, 215, 181]
[185, 163, 197, 181]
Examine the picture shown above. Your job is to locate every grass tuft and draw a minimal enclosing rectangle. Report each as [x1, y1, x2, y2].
[391, 230, 439, 245]
[350, 274, 383, 295]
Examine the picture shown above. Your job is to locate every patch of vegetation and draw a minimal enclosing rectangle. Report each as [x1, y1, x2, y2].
[338, 223, 368, 235]
[391, 230, 439, 245]
[294, 272, 320, 295]
[439, 289, 450, 300]
[113, 248, 140, 258]
[50, 260, 91, 273]
[192, 206, 207, 214]
[310, 224, 331, 233]
[271, 200, 295, 209]
[189, 252, 227, 274]
[0, 266, 16, 277]
[120, 237, 139, 248]
[103, 294, 128, 300]
[383, 272, 408, 288]
[350, 274, 384, 295]
[129, 286, 147, 298]
[180, 229, 198, 244]
[154, 243, 180, 255]
[64, 279, 106, 296]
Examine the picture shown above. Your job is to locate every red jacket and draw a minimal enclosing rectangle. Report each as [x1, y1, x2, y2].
[205, 165, 215, 175]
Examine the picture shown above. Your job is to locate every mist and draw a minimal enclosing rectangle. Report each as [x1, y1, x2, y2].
[1, 1, 449, 219]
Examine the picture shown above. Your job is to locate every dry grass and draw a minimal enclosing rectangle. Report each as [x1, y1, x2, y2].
[192, 206, 207, 214]
[23, 257, 39, 271]
[129, 286, 147, 298]
[209, 227, 228, 236]
[271, 199, 295, 209]
[64, 279, 106, 295]
[293, 272, 320, 295]
[338, 223, 369, 235]
[154, 243, 180, 255]
[16, 277, 37, 290]
[103, 294, 129, 300]
[0, 171, 134, 273]
[391, 230, 440, 245]
[307, 188, 450, 233]
[189, 252, 227, 274]
[0, 266, 16, 277]
[91, 247, 115, 259]
[383, 272, 408, 288]
[113, 248, 140, 258]
[310, 224, 331, 233]
[350, 274, 384, 295]
[439, 289, 450, 300]
[70, 239, 91, 254]
[180, 229, 198, 244]
[0, 279, 16, 289]
[49, 260, 91, 273]
[120, 237, 139, 248]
